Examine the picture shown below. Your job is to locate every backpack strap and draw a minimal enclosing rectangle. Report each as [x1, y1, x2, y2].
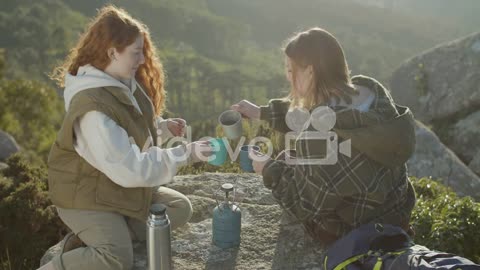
[323, 223, 412, 270]
[323, 249, 409, 270]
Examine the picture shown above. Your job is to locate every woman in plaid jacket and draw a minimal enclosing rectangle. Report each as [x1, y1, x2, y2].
[231, 27, 416, 247]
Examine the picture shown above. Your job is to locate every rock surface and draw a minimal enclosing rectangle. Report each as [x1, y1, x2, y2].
[389, 31, 480, 123]
[41, 173, 325, 269]
[469, 151, 480, 176]
[407, 121, 480, 200]
[0, 130, 20, 161]
[450, 111, 480, 162]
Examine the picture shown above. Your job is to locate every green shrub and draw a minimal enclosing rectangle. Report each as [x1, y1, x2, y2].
[411, 177, 480, 263]
[0, 154, 66, 270]
[0, 79, 63, 166]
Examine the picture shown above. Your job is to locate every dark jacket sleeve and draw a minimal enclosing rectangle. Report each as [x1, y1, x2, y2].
[260, 98, 292, 134]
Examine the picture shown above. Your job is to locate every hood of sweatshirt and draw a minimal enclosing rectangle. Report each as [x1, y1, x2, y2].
[63, 64, 137, 112]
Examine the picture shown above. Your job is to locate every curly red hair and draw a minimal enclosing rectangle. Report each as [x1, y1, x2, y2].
[51, 5, 166, 116]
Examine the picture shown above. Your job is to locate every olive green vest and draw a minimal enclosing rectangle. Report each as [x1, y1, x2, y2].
[48, 85, 158, 221]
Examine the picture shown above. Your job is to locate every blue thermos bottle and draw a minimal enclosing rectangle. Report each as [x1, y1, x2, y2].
[212, 183, 241, 248]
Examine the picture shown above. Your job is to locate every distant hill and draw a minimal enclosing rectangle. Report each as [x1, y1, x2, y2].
[205, 0, 469, 81]
[351, 0, 480, 37]
[0, 0, 475, 130]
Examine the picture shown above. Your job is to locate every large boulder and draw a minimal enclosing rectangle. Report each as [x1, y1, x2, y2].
[0, 130, 20, 161]
[469, 151, 480, 176]
[389, 31, 480, 123]
[407, 121, 480, 200]
[450, 111, 480, 162]
[40, 173, 325, 269]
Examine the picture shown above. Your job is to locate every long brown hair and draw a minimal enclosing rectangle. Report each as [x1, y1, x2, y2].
[284, 27, 357, 109]
[50, 5, 166, 116]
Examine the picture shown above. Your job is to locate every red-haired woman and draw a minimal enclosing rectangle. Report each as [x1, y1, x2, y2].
[40, 5, 211, 270]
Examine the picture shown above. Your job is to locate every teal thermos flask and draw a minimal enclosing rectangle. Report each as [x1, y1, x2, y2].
[212, 183, 241, 248]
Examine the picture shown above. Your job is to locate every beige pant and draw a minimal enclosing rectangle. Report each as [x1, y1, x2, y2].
[51, 187, 192, 270]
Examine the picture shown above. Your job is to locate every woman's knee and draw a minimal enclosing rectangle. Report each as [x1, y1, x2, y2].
[154, 188, 193, 229]
[97, 245, 134, 270]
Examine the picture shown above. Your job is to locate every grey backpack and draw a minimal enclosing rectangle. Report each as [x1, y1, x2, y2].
[322, 223, 480, 270]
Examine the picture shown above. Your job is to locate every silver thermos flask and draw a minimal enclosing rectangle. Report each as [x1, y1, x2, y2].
[147, 203, 172, 270]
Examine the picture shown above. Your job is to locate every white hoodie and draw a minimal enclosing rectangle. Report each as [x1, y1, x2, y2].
[64, 65, 187, 188]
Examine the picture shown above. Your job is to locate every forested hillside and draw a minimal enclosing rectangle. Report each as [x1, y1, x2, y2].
[0, 0, 474, 157]
[393, 0, 480, 36]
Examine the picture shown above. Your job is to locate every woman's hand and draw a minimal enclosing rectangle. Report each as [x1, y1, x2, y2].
[231, 100, 261, 120]
[167, 118, 186, 137]
[249, 148, 272, 175]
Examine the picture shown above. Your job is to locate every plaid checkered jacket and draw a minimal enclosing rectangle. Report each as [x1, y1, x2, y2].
[260, 75, 416, 244]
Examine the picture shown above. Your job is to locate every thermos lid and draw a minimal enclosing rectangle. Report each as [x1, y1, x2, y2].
[149, 203, 167, 216]
[221, 183, 234, 192]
